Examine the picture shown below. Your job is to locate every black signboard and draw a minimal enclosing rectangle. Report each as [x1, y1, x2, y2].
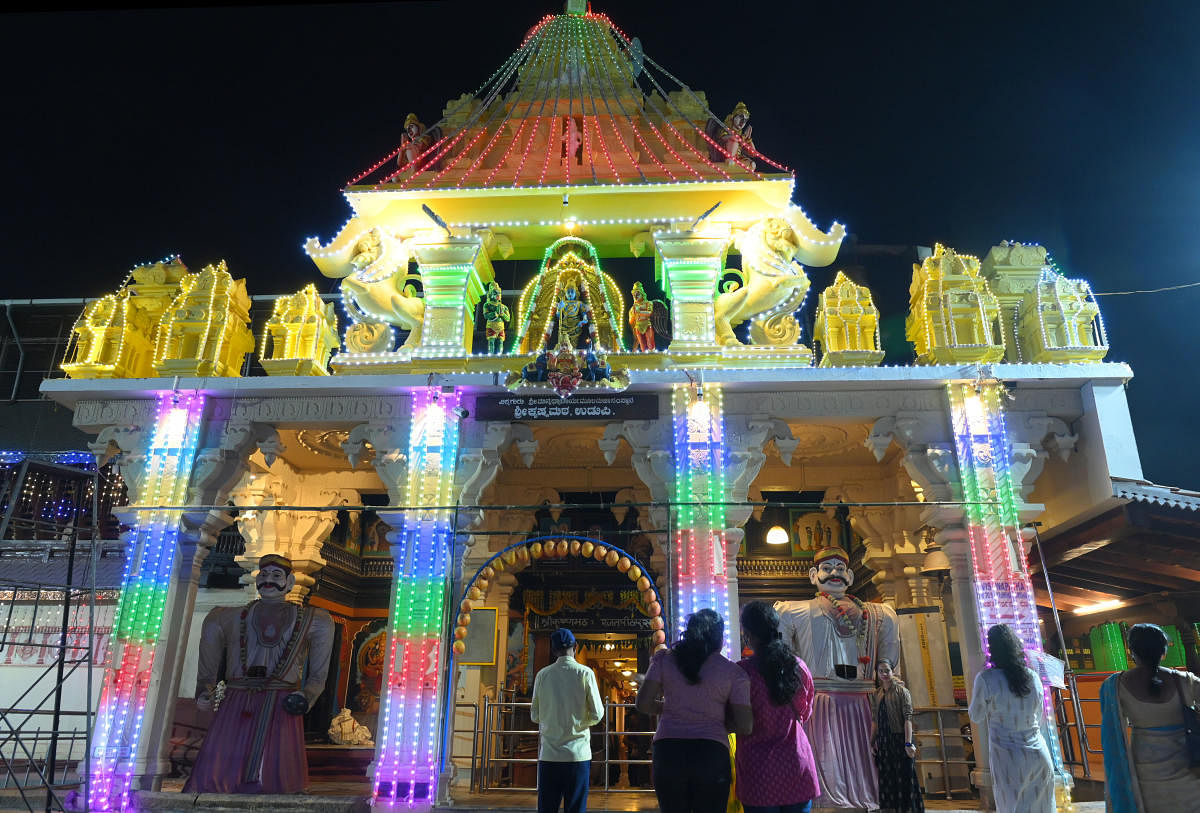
[475, 393, 658, 421]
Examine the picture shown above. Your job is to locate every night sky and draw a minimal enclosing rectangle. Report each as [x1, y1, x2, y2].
[2, 2, 1197, 486]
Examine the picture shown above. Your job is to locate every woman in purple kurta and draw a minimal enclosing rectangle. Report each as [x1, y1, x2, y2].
[735, 601, 819, 813]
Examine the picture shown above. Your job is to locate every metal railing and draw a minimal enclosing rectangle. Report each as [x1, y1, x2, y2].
[477, 698, 653, 792]
[911, 706, 976, 799]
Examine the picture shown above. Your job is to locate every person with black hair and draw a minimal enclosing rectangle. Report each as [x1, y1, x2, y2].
[1100, 622, 1200, 811]
[636, 608, 753, 813]
[531, 628, 604, 813]
[966, 624, 1054, 812]
[871, 658, 923, 813]
[733, 601, 818, 813]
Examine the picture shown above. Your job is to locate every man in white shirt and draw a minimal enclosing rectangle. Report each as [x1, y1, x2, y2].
[531, 628, 604, 813]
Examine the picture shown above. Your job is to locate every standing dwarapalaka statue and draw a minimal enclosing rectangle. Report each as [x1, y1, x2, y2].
[185, 554, 335, 794]
[482, 281, 511, 355]
[776, 546, 900, 811]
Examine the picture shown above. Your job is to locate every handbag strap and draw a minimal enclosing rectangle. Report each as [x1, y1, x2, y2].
[1173, 671, 1196, 727]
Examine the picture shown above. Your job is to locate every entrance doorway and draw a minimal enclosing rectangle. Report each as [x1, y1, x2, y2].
[449, 529, 662, 796]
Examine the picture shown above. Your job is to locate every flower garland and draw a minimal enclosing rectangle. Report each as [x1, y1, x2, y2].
[818, 591, 873, 667]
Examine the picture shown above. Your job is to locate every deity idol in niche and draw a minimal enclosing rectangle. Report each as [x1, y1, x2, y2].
[481, 281, 511, 354]
[775, 546, 900, 810]
[555, 278, 591, 348]
[628, 282, 656, 351]
[627, 282, 670, 351]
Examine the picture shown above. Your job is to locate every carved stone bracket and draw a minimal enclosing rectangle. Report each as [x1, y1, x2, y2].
[343, 422, 408, 503]
[456, 423, 538, 532]
[600, 420, 674, 531]
[88, 424, 152, 500]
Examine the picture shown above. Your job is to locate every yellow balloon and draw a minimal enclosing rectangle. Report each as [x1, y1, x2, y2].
[627, 565, 642, 581]
[637, 576, 651, 592]
[594, 545, 608, 561]
[468, 587, 483, 601]
[481, 566, 495, 580]
[502, 549, 517, 565]
[556, 540, 570, 557]
[605, 550, 620, 567]
[530, 542, 544, 558]
[452, 640, 467, 655]
[581, 541, 594, 557]
[457, 613, 471, 626]
[454, 626, 469, 640]
[569, 540, 582, 556]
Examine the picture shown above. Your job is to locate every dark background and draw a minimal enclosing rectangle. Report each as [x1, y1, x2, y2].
[2, 1, 1196, 485]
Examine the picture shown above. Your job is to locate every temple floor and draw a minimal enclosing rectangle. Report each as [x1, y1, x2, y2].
[137, 782, 1105, 812]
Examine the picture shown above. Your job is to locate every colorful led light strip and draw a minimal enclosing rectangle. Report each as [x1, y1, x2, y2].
[670, 384, 730, 655]
[88, 392, 204, 811]
[947, 382, 1067, 778]
[373, 387, 461, 807]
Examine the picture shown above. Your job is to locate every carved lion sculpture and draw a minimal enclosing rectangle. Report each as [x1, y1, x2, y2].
[714, 217, 811, 346]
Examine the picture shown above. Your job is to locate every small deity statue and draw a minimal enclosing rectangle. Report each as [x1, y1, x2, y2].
[628, 281, 665, 352]
[563, 116, 582, 166]
[709, 101, 756, 169]
[185, 554, 335, 794]
[547, 336, 583, 398]
[481, 281, 511, 354]
[522, 350, 551, 382]
[327, 708, 374, 747]
[582, 347, 612, 381]
[555, 280, 591, 348]
[398, 113, 434, 169]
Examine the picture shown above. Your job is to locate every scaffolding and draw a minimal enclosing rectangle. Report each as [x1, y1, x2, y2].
[0, 452, 125, 812]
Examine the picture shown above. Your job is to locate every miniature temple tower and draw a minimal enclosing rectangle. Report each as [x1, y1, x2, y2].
[906, 244, 1005, 364]
[1018, 268, 1109, 363]
[62, 258, 190, 380]
[260, 283, 340, 376]
[153, 261, 254, 377]
[813, 271, 884, 367]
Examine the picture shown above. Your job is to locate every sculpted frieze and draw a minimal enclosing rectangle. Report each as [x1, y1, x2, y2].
[228, 395, 409, 425]
[726, 390, 945, 419]
[73, 399, 157, 431]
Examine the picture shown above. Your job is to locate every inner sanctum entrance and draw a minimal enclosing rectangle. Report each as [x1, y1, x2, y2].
[448, 487, 666, 796]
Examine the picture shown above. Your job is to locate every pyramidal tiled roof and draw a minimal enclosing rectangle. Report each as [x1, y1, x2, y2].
[348, 8, 791, 191]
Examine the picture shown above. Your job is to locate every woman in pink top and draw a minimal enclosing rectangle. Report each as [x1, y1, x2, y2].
[735, 601, 819, 813]
[637, 608, 753, 813]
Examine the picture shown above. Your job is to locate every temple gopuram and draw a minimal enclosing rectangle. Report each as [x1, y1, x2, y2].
[33, 2, 1162, 811]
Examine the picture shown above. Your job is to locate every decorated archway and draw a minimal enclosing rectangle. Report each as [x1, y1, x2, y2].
[451, 535, 667, 656]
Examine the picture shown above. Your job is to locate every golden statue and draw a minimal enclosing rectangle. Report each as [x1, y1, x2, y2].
[714, 217, 811, 347]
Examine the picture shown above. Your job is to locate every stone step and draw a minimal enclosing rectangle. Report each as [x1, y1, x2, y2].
[132, 791, 370, 813]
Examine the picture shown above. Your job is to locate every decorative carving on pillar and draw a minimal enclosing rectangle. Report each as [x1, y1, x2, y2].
[230, 456, 358, 601]
[600, 420, 674, 530]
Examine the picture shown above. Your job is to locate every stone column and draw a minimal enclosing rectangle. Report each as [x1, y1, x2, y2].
[652, 228, 731, 351]
[80, 398, 278, 802]
[410, 234, 495, 358]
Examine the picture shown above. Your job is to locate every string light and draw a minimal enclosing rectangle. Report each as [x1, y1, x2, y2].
[89, 392, 204, 812]
[671, 383, 731, 655]
[373, 387, 461, 807]
[947, 382, 1068, 781]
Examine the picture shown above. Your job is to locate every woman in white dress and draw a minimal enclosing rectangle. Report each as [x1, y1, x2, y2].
[967, 624, 1055, 813]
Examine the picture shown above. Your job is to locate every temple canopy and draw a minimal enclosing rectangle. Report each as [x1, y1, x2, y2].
[348, 5, 791, 191]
